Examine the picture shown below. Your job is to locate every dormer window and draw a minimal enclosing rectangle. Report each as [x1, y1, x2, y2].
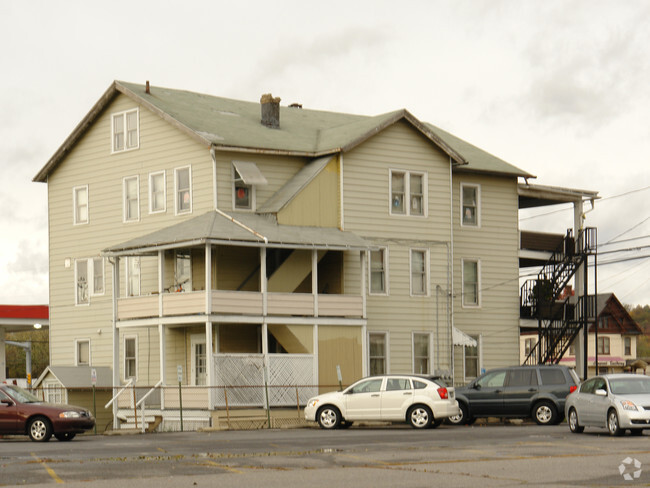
[232, 161, 268, 211]
[112, 108, 139, 153]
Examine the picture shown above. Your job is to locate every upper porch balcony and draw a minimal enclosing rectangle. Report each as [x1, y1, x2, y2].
[105, 210, 371, 325]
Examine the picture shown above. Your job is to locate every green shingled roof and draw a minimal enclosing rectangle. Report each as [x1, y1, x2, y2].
[34, 80, 533, 182]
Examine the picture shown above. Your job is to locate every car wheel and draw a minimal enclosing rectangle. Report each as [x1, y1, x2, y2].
[28, 416, 52, 442]
[317, 406, 341, 429]
[607, 409, 624, 436]
[568, 408, 584, 434]
[55, 432, 76, 441]
[447, 402, 472, 425]
[533, 401, 557, 425]
[408, 405, 432, 429]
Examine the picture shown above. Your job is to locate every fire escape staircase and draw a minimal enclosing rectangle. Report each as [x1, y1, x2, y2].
[521, 227, 597, 365]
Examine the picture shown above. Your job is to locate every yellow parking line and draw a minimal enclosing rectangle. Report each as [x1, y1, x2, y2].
[204, 460, 243, 474]
[31, 452, 63, 484]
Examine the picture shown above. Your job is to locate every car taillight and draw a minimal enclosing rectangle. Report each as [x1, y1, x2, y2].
[569, 385, 578, 393]
[437, 387, 448, 399]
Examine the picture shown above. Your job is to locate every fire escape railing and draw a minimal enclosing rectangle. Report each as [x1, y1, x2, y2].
[521, 227, 597, 365]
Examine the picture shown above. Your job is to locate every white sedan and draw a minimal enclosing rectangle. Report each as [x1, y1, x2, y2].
[304, 375, 459, 429]
[565, 374, 650, 436]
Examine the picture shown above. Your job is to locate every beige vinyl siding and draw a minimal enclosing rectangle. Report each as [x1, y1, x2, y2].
[342, 121, 453, 374]
[213, 152, 308, 212]
[453, 174, 520, 371]
[277, 157, 340, 227]
[47, 93, 212, 373]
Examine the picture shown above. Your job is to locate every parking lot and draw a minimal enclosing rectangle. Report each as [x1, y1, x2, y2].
[2, 422, 649, 487]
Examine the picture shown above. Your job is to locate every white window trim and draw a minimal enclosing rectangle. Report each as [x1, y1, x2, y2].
[463, 334, 482, 382]
[412, 331, 433, 375]
[190, 333, 207, 386]
[91, 257, 105, 296]
[125, 257, 141, 297]
[123, 335, 138, 382]
[75, 338, 91, 366]
[368, 247, 389, 296]
[123, 175, 140, 222]
[232, 164, 256, 212]
[43, 379, 67, 404]
[461, 258, 481, 308]
[74, 258, 90, 306]
[460, 182, 481, 228]
[149, 170, 166, 214]
[389, 169, 428, 217]
[409, 248, 430, 297]
[111, 108, 139, 154]
[368, 331, 390, 375]
[174, 166, 193, 215]
[73, 185, 89, 225]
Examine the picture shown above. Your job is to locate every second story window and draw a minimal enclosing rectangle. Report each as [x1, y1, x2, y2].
[462, 259, 480, 307]
[126, 256, 141, 297]
[625, 337, 632, 355]
[369, 248, 388, 295]
[175, 166, 192, 215]
[461, 183, 480, 227]
[73, 185, 88, 225]
[149, 171, 166, 213]
[75, 257, 105, 305]
[410, 249, 428, 296]
[390, 170, 426, 217]
[112, 109, 139, 153]
[123, 176, 140, 222]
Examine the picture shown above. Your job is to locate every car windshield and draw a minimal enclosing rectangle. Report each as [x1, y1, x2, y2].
[3, 385, 41, 403]
[609, 377, 650, 395]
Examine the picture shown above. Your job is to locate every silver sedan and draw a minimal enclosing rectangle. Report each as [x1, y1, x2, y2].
[565, 374, 650, 436]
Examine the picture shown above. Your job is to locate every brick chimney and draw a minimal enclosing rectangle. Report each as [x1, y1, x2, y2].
[260, 94, 281, 128]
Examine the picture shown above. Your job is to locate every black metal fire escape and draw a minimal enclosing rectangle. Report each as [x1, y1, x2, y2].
[521, 227, 597, 365]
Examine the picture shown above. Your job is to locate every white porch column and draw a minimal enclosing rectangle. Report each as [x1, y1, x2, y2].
[260, 247, 267, 316]
[360, 250, 367, 319]
[312, 249, 318, 317]
[205, 243, 215, 409]
[158, 250, 166, 408]
[0, 326, 6, 382]
[111, 257, 121, 429]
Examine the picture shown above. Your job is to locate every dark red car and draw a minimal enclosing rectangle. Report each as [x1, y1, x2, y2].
[0, 384, 95, 442]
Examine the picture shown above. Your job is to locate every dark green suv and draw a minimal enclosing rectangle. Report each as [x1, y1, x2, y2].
[448, 365, 580, 425]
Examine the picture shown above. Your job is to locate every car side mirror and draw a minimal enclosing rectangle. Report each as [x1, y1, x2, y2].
[472, 383, 481, 390]
[0, 398, 13, 406]
[595, 389, 607, 396]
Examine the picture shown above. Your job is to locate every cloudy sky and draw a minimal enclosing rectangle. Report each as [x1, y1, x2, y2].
[1, 0, 649, 307]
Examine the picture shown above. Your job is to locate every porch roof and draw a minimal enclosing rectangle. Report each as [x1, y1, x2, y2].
[103, 210, 373, 256]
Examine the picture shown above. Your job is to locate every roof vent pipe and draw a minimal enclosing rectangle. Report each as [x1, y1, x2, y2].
[145, 81, 150, 94]
[260, 94, 281, 128]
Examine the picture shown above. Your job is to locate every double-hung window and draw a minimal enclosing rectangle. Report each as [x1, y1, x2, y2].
[390, 170, 426, 216]
[232, 161, 268, 211]
[464, 335, 480, 380]
[124, 336, 137, 380]
[112, 109, 139, 153]
[149, 171, 166, 213]
[126, 257, 141, 297]
[410, 249, 429, 296]
[76, 339, 90, 366]
[598, 336, 610, 355]
[369, 248, 388, 295]
[175, 166, 192, 214]
[73, 185, 89, 225]
[524, 338, 537, 362]
[123, 175, 140, 222]
[461, 183, 480, 227]
[369, 332, 387, 375]
[75, 257, 104, 305]
[413, 333, 431, 374]
[625, 337, 632, 355]
[462, 259, 480, 307]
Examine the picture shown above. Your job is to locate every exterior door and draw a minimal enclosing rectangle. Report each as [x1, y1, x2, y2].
[190, 334, 207, 386]
[344, 378, 383, 420]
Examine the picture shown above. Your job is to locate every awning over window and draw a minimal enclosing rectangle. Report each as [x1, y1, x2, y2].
[233, 161, 268, 185]
[453, 327, 477, 347]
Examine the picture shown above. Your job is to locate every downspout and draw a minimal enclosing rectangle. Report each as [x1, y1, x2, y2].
[449, 157, 455, 384]
[210, 147, 218, 210]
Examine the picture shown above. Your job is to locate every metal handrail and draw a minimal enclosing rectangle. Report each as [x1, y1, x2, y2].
[135, 379, 163, 408]
[104, 378, 133, 409]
